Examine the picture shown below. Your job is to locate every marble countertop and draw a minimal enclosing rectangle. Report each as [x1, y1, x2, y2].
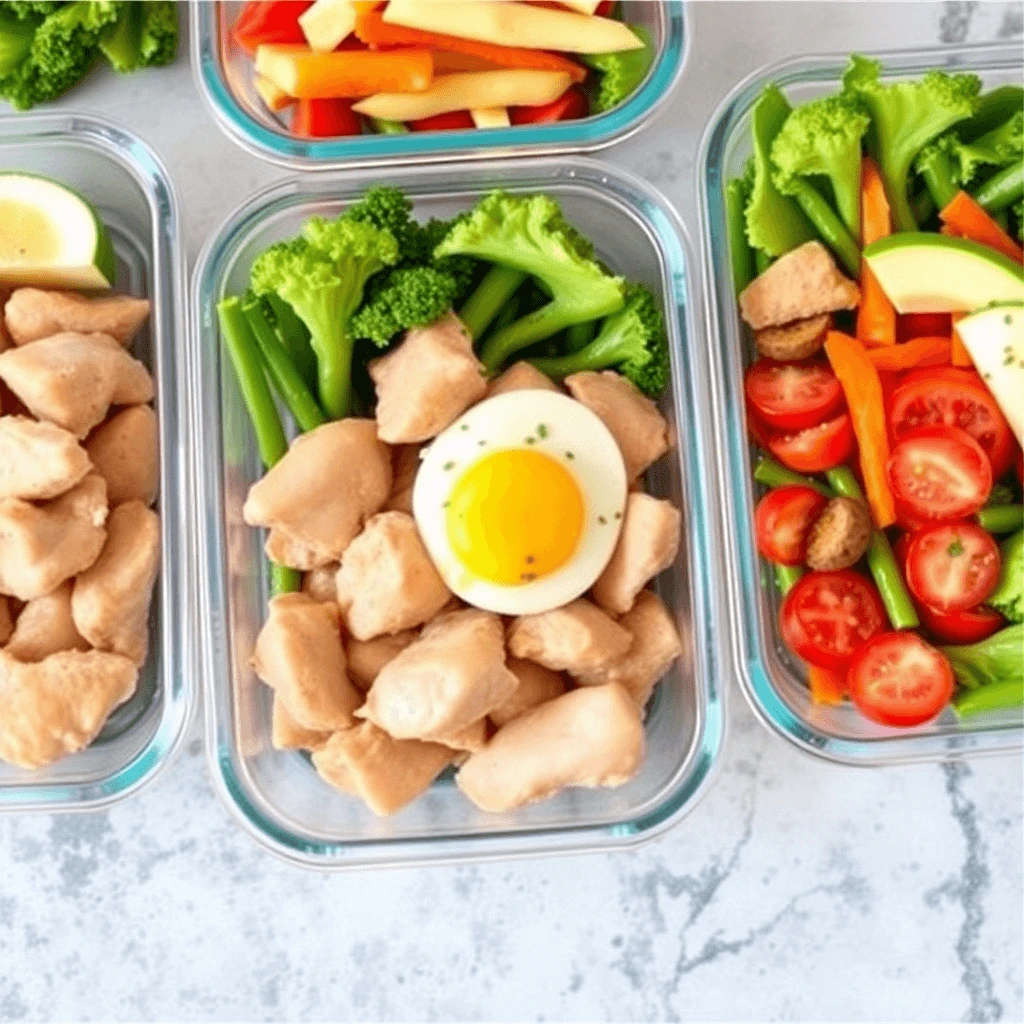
[1, 3, 1022, 1021]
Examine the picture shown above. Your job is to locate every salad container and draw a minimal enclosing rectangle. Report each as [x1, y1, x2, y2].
[191, 156, 725, 869]
[0, 113, 192, 809]
[698, 43, 1024, 766]
[191, 1, 686, 170]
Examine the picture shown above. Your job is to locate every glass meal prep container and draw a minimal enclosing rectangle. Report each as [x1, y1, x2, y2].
[698, 43, 1024, 766]
[191, 1, 687, 170]
[190, 156, 725, 868]
[0, 113, 192, 809]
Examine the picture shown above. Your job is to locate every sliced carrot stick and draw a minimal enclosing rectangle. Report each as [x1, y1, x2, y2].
[856, 158, 896, 347]
[255, 44, 433, 98]
[354, 9, 588, 83]
[950, 311, 973, 367]
[940, 190, 1024, 264]
[867, 336, 951, 371]
[808, 665, 846, 705]
[824, 330, 896, 528]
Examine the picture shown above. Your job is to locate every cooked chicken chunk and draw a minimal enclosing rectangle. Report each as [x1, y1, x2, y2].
[85, 405, 158, 507]
[5, 583, 89, 662]
[440, 718, 488, 753]
[312, 722, 454, 816]
[575, 591, 682, 710]
[71, 502, 160, 666]
[507, 598, 632, 676]
[357, 609, 517, 744]
[385, 444, 421, 515]
[271, 696, 332, 753]
[0, 332, 154, 438]
[252, 593, 362, 732]
[457, 683, 645, 813]
[0, 474, 108, 601]
[489, 658, 566, 728]
[0, 415, 91, 500]
[369, 313, 487, 443]
[0, 649, 137, 769]
[4, 288, 151, 347]
[335, 512, 452, 641]
[487, 361, 560, 398]
[301, 563, 340, 604]
[346, 630, 417, 692]
[0, 596, 11, 645]
[739, 241, 860, 330]
[592, 493, 681, 615]
[754, 313, 831, 361]
[564, 371, 670, 480]
[244, 419, 391, 570]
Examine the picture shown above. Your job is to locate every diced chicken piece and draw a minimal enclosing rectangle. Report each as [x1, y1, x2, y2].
[0, 474, 108, 601]
[71, 502, 160, 667]
[312, 722, 454, 815]
[301, 563, 339, 604]
[489, 657, 566, 728]
[271, 696, 332, 753]
[369, 313, 487, 444]
[457, 683, 644, 813]
[487, 361, 560, 398]
[0, 596, 11, 645]
[5, 582, 88, 663]
[0, 415, 91, 500]
[252, 593, 362, 732]
[385, 444, 421, 515]
[346, 630, 417, 692]
[507, 598, 632, 676]
[564, 371, 670, 480]
[4, 288, 151, 347]
[592, 493, 681, 615]
[0, 332, 154, 438]
[0, 649, 137, 769]
[357, 609, 517, 744]
[244, 419, 391, 571]
[738, 241, 860, 330]
[754, 313, 831, 361]
[85, 405, 158, 507]
[575, 591, 683, 710]
[335, 511, 452, 641]
[439, 718, 488, 753]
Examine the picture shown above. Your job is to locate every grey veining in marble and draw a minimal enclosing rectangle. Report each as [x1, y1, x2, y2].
[0, 3, 1021, 1021]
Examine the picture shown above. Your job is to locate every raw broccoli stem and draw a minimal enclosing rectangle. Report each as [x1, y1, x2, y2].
[973, 159, 1024, 213]
[489, 293, 521, 335]
[459, 265, 527, 341]
[753, 457, 832, 497]
[774, 563, 804, 596]
[565, 320, 596, 353]
[726, 177, 756, 294]
[917, 147, 959, 211]
[954, 680, 1024, 718]
[978, 505, 1024, 534]
[242, 297, 326, 434]
[754, 249, 773, 275]
[912, 189, 936, 226]
[265, 293, 316, 388]
[826, 466, 919, 630]
[788, 181, 861, 276]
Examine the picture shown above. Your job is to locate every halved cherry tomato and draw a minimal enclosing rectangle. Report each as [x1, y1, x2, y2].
[768, 412, 856, 473]
[744, 359, 844, 431]
[890, 367, 1015, 478]
[410, 110, 476, 131]
[887, 426, 993, 521]
[906, 521, 1001, 612]
[780, 569, 887, 670]
[898, 312, 951, 342]
[754, 485, 829, 566]
[292, 98, 361, 138]
[233, 1, 312, 54]
[848, 632, 955, 727]
[511, 86, 589, 124]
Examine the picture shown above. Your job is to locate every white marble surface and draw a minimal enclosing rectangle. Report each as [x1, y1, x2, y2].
[1, 2, 1022, 1021]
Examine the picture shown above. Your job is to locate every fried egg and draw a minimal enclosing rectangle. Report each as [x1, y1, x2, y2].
[413, 390, 627, 615]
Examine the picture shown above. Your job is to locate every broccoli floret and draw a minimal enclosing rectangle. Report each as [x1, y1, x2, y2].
[420, 215, 477, 299]
[843, 53, 980, 231]
[101, 0, 176, 72]
[4, 2, 64, 20]
[250, 219, 398, 419]
[0, 7, 37, 78]
[350, 265, 459, 347]
[582, 23, 653, 114]
[1014, 197, 1024, 242]
[954, 112, 1023, 183]
[342, 185, 425, 257]
[529, 284, 668, 397]
[989, 529, 1024, 624]
[436, 191, 626, 373]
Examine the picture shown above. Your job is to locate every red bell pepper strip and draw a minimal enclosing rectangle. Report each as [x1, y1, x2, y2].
[292, 98, 361, 138]
[233, 1, 312, 55]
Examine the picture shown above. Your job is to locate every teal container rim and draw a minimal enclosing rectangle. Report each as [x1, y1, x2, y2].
[697, 42, 1024, 767]
[190, 0, 688, 170]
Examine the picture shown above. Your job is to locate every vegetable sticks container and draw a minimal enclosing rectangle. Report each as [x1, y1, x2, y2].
[191, 157, 724, 868]
[191, 1, 686, 170]
[0, 113, 191, 809]
[698, 43, 1024, 766]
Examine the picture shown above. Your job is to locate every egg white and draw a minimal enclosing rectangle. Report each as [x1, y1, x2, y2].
[412, 390, 628, 615]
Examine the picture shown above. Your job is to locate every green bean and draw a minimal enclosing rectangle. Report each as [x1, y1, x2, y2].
[753, 457, 832, 497]
[726, 176, 756, 294]
[371, 118, 409, 135]
[917, 147, 959, 212]
[977, 505, 1024, 534]
[265, 293, 316, 388]
[790, 181, 861, 277]
[953, 680, 1024, 718]
[459, 265, 528, 341]
[974, 159, 1024, 213]
[774, 564, 804, 596]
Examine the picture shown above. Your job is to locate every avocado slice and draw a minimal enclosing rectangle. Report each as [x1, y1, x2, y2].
[0, 173, 115, 290]
[862, 233, 1024, 314]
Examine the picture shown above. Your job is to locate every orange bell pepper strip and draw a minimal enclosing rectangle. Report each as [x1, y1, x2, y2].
[950, 311, 973, 367]
[856, 158, 897, 347]
[808, 665, 846, 705]
[354, 9, 588, 84]
[823, 330, 897, 528]
[940, 190, 1024, 264]
[867, 336, 951, 371]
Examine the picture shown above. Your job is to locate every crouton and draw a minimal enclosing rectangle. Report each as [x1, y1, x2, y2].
[488, 658, 566, 728]
[754, 314, 831, 361]
[4, 288, 151, 347]
[271, 696, 332, 753]
[385, 444, 421, 515]
[85, 405, 159, 507]
[0, 415, 92, 500]
[301, 563, 340, 604]
[369, 313, 487, 443]
[5, 583, 89, 662]
[346, 630, 418, 692]
[739, 242, 859, 330]
[487, 361, 560, 398]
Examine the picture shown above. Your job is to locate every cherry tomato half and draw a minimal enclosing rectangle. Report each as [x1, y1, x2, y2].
[906, 521, 1002, 612]
[754, 485, 829, 566]
[233, 0, 312, 54]
[744, 359, 844, 431]
[887, 426, 993, 522]
[780, 569, 887, 670]
[848, 632, 955, 727]
[292, 98, 361, 138]
[511, 86, 589, 125]
[768, 412, 856, 474]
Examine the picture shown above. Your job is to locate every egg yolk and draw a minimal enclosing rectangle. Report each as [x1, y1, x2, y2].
[445, 449, 585, 586]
